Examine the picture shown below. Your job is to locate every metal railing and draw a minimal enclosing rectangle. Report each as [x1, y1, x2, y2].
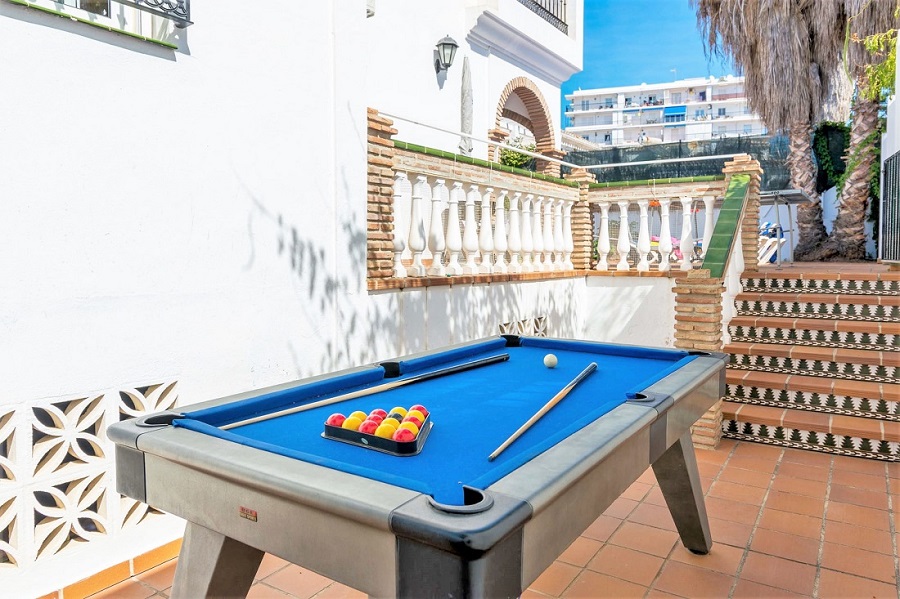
[517, 0, 567, 33]
[881, 150, 900, 263]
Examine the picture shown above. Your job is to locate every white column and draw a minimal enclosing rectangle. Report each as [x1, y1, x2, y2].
[701, 194, 715, 258]
[679, 195, 694, 271]
[462, 185, 480, 275]
[493, 189, 509, 273]
[521, 194, 534, 272]
[552, 199, 564, 270]
[427, 179, 447, 276]
[391, 171, 409, 278]
[658, 197, 673, 272]
[636, 199, 651, 272]
[532, 196, 545, 271]
[616, 200, 631, 271]
[479, 187, 494, 273]
[596, 202, 611, 271]
[408, 175, 428, 277]
[507, 192, 523, 273]
[445, 182, 464, 275]
[542, 199, 554, 271]
[562, 200, 574, 270]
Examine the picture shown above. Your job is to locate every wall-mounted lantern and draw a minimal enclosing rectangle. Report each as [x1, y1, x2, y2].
[434, 35, 458, 73]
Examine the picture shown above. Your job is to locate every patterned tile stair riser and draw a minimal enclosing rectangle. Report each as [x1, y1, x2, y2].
[723, 272, 898, 460]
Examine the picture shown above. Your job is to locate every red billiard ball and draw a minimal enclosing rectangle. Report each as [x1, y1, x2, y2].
[408, 404, 428, 417]
[367, 414, 385, 425]
[392, 428, 416, 442]
[369, 408, 388, 419]
[325, 413, 346, 427]
[358, 419, 380, 435]
[402, 415, 422, 429]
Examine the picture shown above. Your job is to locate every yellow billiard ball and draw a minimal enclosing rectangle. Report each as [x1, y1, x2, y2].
[374, 423, 396, 439]
[341, 416, 363, 431]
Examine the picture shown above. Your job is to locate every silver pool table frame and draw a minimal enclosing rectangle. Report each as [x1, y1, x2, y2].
[109, 338, 726, 598]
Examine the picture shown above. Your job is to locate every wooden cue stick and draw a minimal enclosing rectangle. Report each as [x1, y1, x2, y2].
[221, 353, 510, 431]
[488, 361, 598, 461]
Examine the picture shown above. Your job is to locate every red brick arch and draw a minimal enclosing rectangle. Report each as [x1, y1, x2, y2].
[492, 77, 562, 175]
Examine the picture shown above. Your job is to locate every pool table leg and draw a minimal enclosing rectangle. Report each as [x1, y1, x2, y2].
[171, 521, 264, 599]
[651, 432, 713, 555]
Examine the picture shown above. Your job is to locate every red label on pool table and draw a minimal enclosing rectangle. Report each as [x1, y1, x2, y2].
[239, 506, 258, 522]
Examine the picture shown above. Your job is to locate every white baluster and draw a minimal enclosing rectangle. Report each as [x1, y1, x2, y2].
[427, 179, 447, 276]
[532, 196, 545, 270]
[408, 175, 428, 277]
[658, 198, 673, 272]
[392, 171, 409, 278]
[596, 202, 611, 271]
[636, 199, 651, 272]
[701, 194, 715, 258]
[507, 192, 522, 273]
[521, 194, 534, 272]
[445, 182, 464, 275]
[679, 195, 694, 271]
[563, 200, 574, 270]
[552, 199, 564, 270]
[493, 190, 509, 273]
[479, 187, 495, 273]
[616, 200, 631, 271]
[462, 185, 480, 274]
[542, 199, 554, 271]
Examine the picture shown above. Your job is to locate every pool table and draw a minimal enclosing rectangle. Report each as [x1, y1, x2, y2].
[109, 336, 726, 598]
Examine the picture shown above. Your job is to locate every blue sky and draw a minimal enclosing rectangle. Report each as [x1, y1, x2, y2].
[562, 0, 736, 95]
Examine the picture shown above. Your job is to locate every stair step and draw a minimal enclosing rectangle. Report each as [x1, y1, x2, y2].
[724, 370, 899, 420]
[734, 292, 900, 322]
[728, 316, 899, 351]
[725, 343, 897, 383]
[742, 272, 900, 294]
[721, 400, 899, 461]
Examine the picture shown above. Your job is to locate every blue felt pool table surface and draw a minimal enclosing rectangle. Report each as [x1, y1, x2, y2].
[175, 337, 697, 505]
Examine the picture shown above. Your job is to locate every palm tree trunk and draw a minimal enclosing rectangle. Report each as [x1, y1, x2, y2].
[830, 91, 880, 260]
[789, 123, 828, 259]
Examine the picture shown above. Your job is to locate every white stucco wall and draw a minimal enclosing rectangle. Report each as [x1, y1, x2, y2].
[0, 1, 368, 405]
[365, 0, 582, 156]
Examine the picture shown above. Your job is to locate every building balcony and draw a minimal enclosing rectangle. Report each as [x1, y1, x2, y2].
[516, 0, 567, 33]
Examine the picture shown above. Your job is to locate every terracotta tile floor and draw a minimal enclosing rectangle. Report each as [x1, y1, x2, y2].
[93, 441, 899, 598]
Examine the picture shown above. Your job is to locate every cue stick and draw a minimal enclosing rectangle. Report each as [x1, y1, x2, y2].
[221, 353, 510, 430]
[487, 361, 598, 461]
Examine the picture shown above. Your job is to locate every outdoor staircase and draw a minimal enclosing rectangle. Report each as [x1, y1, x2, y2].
[721, 268, 900, 461]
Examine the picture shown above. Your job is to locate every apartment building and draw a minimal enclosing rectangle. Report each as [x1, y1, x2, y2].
[564, 75, 767, 146]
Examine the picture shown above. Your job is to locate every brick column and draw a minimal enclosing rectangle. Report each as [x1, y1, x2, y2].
[564, 168, 596, 270]
[722, 154, 763, 272]
[367, 108, 397, 285]
[673, 269, 725, 449]
[487, 128, 510, 164]
[536, 148, 566, 178]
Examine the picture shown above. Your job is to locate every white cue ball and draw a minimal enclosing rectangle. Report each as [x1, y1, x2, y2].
[543, 353, 558, 368]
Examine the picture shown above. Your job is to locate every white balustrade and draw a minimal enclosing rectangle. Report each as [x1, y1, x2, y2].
[562, 200, 574, 270]
[636, 199, 651, 272]
[493, 190, 509, 273]
[389, 174, 579, 279]
[392, 171, 409, 278]
[408, 175, 428, 277]
[701, 195, 715, 258]
[445, 182, 464, 275]
[479, 187, 495, 273]
[462, 185, 480, 274]
[507, 192, 523, 273]
[542, 199, 554, 271]
[521, 195, 534, 272]
[532, 196, 545, 270]
[427, 179, 447, 276]
[616, 200, 631, 271]
[596, 202, 611, 271]
[658, 198, 673, 272]
[678, 196, 694, 271]
[552, 200, 564, 270]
